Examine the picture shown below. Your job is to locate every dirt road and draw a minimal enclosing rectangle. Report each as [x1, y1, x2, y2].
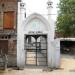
[0, 54, 75, 75]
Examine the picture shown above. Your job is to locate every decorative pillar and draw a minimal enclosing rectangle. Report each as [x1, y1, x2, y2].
[47, 0, 56, 68]
[20, 2, 26, 20]
[47, 0, 53, 22]
[47, 0, 60, 69]
[17, 2, 26, 69]
[47, 0, 55, 41]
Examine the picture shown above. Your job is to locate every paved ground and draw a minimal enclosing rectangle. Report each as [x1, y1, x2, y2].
[0, 54, 75, 75]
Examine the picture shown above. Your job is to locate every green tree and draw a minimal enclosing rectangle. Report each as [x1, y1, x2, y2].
[56, 0, 75, 37]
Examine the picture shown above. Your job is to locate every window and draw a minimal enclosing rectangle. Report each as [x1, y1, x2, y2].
[3, 11, 14, 29]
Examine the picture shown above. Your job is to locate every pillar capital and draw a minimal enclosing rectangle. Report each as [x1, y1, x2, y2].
[47, 0, 53, 8]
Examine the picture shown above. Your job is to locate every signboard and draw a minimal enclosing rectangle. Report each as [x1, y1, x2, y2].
[28, 31, 43, 34]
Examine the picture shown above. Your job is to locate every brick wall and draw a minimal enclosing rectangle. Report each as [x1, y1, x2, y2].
[0, 1, 17, 67]
[0, 2, 17, 30]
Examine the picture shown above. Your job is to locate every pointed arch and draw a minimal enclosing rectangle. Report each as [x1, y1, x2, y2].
[23, 13, 50, 31]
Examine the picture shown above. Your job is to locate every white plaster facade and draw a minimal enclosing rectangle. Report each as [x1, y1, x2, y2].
[17, 1, 60, 69]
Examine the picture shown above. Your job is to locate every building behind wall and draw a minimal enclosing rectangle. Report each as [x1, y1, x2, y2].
[0, 0, 21, 67]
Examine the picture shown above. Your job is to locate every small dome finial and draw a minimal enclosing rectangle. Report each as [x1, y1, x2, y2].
[20, 2, 26, 9]
[47, 0, 53, 8]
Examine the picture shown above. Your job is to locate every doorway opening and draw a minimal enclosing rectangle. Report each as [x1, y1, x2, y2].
[25, 34, 48, 66]
[60, 41, 75, 55]
[60, 39, 75, 70]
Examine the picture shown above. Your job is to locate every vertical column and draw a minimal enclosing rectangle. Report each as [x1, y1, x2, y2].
[47, 34, 53, 67]
[28, 36, 31, 44]
[17, 2, 22, 69]
[20, 2, 26, 21]
[47, 0, 53, 23]
[17, 2, 26, 69]
[47, 0, 57, 68]
[55, 39, 60, 68]
[47, 0, 55, 42]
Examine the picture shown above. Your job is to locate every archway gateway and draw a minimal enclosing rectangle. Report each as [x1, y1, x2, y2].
[17, 13, 60, 68]
[25, 34, 48, 66]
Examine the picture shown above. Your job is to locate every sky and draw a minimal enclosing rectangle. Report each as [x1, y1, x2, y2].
[23, 0, 59, 21]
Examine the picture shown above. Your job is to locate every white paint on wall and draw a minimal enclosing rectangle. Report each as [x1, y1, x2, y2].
[17, 1, 60, 69]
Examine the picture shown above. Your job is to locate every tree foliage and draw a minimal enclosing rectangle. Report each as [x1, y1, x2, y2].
[56, 0, 75, 37]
